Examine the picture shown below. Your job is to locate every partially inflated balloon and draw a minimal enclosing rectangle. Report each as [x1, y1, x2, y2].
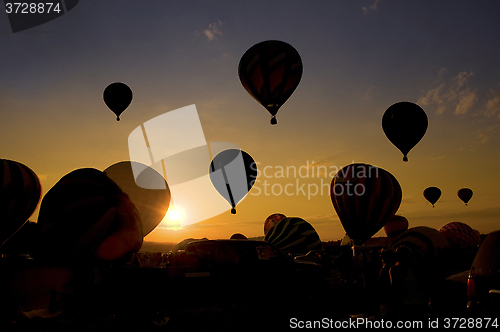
[439, 222, 480, 250]
[457, 188, 473, 205]
[265, 217, 321, 256]
[103, 161, 170, 237]
[0, 159, 41, 245]
[423, 187, 441, 207]
[36, 168, 143, 263]
[264, 213, 286, 235]
[209, 149, 257, 214]
[230, 233, 247, 240]
[330, 163, 402, 245]
[103, 82, 133, 121]
[384, 215, 409, 241]
[382, 102, 428, 161]
[390, 226, 450, 259]
[238, 40, 303, 125]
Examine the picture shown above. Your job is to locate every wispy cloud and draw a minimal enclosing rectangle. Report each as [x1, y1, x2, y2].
[478, 124, 500, 144]
[203, 20, 222, 41]
[362, 0, 380, 14]
[418, 69, 478, 115]
[485, 84, 500, 118]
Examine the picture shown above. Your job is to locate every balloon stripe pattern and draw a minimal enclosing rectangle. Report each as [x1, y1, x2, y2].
[239, 40, 303, 122]
[264, 213, 286, 235]
[1, 159, 41, 245]
[391, 226, 450, 258]
[331, 163, 402, 245]
[265, 217, 321, 255]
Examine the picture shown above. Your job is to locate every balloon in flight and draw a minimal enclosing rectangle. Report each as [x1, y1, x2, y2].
[264, 213, 286, 235]
[103, 82, 133, 121]
[382, 101, 428, 161]
[423, 186, 441, 207]
[36, 168, 143, 263]
[103, 161, 171, 237]
[238, 40, 303, 125]
[457, 188, 473, 205]
[265, 217, 322, 256]
[330, 163, 402, 245]
[0, 159, 42, 246]
[209, 149, 257, 214]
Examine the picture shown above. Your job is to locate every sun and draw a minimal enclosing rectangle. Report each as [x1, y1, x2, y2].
[168, 208, 180, 221]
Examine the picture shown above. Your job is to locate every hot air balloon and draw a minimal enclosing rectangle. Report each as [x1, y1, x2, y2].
[264, 213, 286, 235]
[1, 159, 41, 246]
[36, 168, 143, 263]
[457, 188, 473, 205]
[390, 226, 450, 259]
[103, 82, 133, 121]
[265, 217, 321, 256]
[439, 222, 481, 250]
[209, 149, 257, 214]
[384, 215, 409, 242]
[103, 161, 170, 237]
[230, 233, 247, 240]
[330, 163, 402, 245]
[238, 40, 303, 125]
[423, 187, 441, 207]
[382, 102, 428, 161]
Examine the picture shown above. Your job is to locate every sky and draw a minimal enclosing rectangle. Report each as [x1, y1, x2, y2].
[2, 0, 500, 244]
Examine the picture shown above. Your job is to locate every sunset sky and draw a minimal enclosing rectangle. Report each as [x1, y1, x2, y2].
[2, 1, 500, 244]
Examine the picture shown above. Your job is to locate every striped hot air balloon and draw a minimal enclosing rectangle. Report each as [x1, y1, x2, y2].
[238, 40, 303, 125]
[36, 168, 143, 263]
[439, 222, 481, 250]
[390, 226, 450, 259]
[330, 163, 402, 245]
[0, 159, 41, 245]
[264, 217, 322, 256]
[264, 213, 286, 235]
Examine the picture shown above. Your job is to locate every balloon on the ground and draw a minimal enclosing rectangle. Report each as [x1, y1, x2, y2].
[390, 226, 450, 258]
[103, 82, 133, 121]
[264, 213, 286, 235]
[36, 168, 143, 263]
[457, 188, 473, 205]
[265, 217, 322, 256]
[439, 222, 481, 250]
[382, 101, 428, 161]
[209, 149, 257, 214]
[238, 40, 303, 125]
[384, 215, 409, 241]
[330, 163, 402, 245]
[423, 187, 441, 207]
[230, 233, 247, 240]
[1, 159, 41, 245]
[103, 161, 170, 237]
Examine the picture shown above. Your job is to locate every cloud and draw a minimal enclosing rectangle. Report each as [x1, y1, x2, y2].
[418, 70, 477, 115]
[362, 0, 380, 14]
[485, 84, 500, 118]
[203, 20, 222, 41]
[478, 124, 500, 144]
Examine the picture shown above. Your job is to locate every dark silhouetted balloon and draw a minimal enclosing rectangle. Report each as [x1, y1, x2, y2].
[382, 102, 428, 161]
[265, 217, 321, 256]
[103, 161, 171, 237]
[230, 233, 247, 240]
[264, 213, 286, 235]
[330, 163, 402, 245]
[103, 82, 133, 121]
[238, 40, 303, 125]
[439, 222, 480, 250]
[36, 168, 142, 263]
[0, 159, 42, 245]
[209, 149, 257, 214]
[423, 187, 441, 207]
[390, 226, 450, 259]
[458, 188, 473, 205]
[384, 215, 409, 242]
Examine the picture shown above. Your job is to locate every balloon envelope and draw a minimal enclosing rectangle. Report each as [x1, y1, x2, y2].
[264, 213, 286, 235]
[238, 40, 303, 124]
[423, 187, 441, 207]
[230, 233, 247, 240]
[330, 163, 402, 245]
[36, 168, 143, 263]
[439, 222, 481, 250]
[209, 149, 257, 214]
[457, 188, 473, 205]
[390, 226, 450, 259]
[265, 217, 322, 256]
[103, 161, 170, 237]
[384, 215, 409, 241]
[103, 82, 133, 121]
[0, 159, 41, 245]
[382, 101, 428, 161]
